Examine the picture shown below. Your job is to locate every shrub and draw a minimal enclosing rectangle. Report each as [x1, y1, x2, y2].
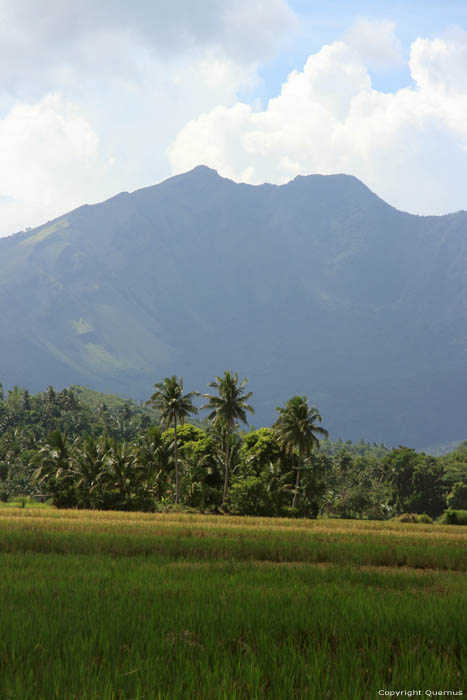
[443, 509, 467, 525]
[227, 476, 273, 516]
[396, 513, 433, 524]
[446, 482, 467, 510]
[281, 506, 301, 518]
[416, 513, 434, 524]
[397, 513, 418, 523]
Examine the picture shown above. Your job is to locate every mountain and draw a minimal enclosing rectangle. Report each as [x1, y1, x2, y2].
[1, 165, 467, 448]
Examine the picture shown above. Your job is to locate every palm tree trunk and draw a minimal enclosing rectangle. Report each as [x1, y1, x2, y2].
[292, 450, 301, 509]
[174, 414, 179, 504]
[222, 420, 231, 508]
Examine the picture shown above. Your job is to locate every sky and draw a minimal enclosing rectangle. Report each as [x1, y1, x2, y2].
[2, 0, 467, 236]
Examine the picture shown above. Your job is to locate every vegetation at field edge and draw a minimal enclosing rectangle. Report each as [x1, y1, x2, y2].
[1, 381, 466, 522]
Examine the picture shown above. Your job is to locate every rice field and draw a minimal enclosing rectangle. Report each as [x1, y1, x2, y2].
[0, 508, 466, 699]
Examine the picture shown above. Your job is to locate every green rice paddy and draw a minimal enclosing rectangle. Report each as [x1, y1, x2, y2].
[0, 509, 465, 699]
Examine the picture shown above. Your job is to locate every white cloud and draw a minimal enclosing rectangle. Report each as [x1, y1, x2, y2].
[0, 0, 297, 94]
[0, 47, 262, 235]
[169, 31, 467, 215]
[409, 28, 467, 93]
[344, 18, 403, 71]
[0, 94, 115, 234]
[3, 6, 467, 235]
[0, 0, 298, 235]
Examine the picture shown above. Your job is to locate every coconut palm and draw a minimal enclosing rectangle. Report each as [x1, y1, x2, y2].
[32, 430, 71, 485]
[273, 396, 328, 509]
[147, 377, 198, 504]
[132, 426, 170, 500]
[201, 371, 254, 508]
[70, 435, 110, 506]
[95, 440, 138, 505]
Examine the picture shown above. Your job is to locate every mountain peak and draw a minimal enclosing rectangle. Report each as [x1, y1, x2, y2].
[171, 165, 222, 182]
[189, 164, 220, 176]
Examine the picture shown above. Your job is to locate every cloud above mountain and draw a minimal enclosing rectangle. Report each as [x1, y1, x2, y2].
[0, 0, 297, 91]
[0, 0, 297, 234]
[1, 3, 467, 234]
[169, 25, 467, 215]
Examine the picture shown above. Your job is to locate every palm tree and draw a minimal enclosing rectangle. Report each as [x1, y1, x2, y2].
[32, 429, 71, 485]
[132, 427, 169, 500]
[147, 377, 198, 504]
[201, 371, 254, 508]
[70, 435, 110, 507]
[99, 441, 138, 505]
[273, 396, 328, 509]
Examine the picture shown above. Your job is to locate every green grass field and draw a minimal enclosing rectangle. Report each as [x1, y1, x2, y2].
[0, 508, 465, 699]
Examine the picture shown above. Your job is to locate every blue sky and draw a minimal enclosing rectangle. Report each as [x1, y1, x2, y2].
[260, 0, 467, 97]
[1, 0, 467, 235]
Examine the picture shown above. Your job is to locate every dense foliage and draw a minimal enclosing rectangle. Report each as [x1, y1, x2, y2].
[0, 379, 466, 519]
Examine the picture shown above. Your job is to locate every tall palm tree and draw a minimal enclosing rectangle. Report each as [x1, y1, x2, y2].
[32, 429, 71, 485]
[147, 376, 198, 504]
[201, 371, 254, 508]
[273, 396, 328, 509]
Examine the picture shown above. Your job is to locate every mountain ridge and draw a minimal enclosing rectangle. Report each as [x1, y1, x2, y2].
[2, 167, 394, 243]
[1, 166, 467, 448]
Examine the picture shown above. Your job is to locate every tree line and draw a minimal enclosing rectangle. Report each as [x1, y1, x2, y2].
[0, 376, 466, 519]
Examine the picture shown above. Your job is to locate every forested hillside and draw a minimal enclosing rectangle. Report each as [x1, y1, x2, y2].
[1, 166, 467, 447]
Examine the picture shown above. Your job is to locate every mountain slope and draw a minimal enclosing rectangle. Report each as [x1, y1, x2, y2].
[1, 165, 467, 447]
